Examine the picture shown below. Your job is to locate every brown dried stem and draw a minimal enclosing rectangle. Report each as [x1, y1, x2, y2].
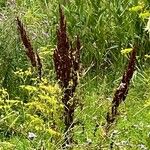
[36, 52, 42, 80]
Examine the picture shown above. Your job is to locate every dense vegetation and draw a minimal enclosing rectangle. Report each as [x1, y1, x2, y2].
[1, 0, 150, 149]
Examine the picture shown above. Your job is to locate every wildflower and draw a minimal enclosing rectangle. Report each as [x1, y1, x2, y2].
[138, 144, 147, 150]
[121, 48, 132, 55]
[121, 140, 129, 145]
[145, 54, 150, 58]
[129, 5, 144, 12]
[86, 138, 92, 145]
[139, 12, 150, 19]
[28, 132, 37, 140]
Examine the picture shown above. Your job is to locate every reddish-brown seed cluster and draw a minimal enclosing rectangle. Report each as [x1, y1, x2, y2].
[53, 5, 80, 90]
[53, 5, 81, 145]
[106, 47, 136, 125]
[17, 17, 42, 80]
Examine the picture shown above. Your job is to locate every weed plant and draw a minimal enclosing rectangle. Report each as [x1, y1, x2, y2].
[1, 0, 150, 149]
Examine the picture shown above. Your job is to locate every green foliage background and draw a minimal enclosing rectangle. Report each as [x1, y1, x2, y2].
[1, 0, 150, 149]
